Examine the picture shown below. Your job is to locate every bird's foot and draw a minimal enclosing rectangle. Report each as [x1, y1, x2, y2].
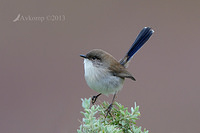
[105, 103, 113, 117]
[91, 93, 101, 104]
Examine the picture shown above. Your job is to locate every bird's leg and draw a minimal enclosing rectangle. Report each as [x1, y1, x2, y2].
[92, 93, 102, 104]
[105, 93, 117, 117]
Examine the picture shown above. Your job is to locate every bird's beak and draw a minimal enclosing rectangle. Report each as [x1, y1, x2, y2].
[80, 54, 87, 58]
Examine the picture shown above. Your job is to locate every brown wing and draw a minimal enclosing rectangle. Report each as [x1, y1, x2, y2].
[109, 61, 136, 81]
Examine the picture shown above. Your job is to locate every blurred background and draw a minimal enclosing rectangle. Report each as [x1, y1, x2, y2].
[0, 0, 200, 133]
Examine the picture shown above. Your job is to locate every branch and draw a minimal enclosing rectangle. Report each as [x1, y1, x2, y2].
[77, 98, 149, 133]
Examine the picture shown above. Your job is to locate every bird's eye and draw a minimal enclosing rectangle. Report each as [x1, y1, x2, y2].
[92, 56, 97, 60]
[91, 56, 100, 61]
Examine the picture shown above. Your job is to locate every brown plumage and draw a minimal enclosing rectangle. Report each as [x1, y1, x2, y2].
[84, 49, 136, 81]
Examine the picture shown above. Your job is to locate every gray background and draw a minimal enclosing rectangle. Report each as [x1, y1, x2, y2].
[1, 0, 200, 133]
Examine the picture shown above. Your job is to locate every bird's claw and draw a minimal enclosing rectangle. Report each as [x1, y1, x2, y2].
[105, 103, 113, 117]
[91, 93, 101, 104]
[92, 96, 97, 104]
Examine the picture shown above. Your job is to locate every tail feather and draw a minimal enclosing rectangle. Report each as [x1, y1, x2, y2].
[120, 27, 154, 65]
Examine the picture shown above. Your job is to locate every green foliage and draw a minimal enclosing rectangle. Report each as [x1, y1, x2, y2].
[77, 98, 149, 133]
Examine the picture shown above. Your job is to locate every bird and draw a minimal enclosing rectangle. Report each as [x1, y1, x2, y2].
[80, 27, 154, 116]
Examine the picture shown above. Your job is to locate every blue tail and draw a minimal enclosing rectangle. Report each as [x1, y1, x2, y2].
[120, 27, 154, 65]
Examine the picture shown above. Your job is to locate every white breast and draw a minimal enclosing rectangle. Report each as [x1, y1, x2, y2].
[83, 59, 124, 95]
